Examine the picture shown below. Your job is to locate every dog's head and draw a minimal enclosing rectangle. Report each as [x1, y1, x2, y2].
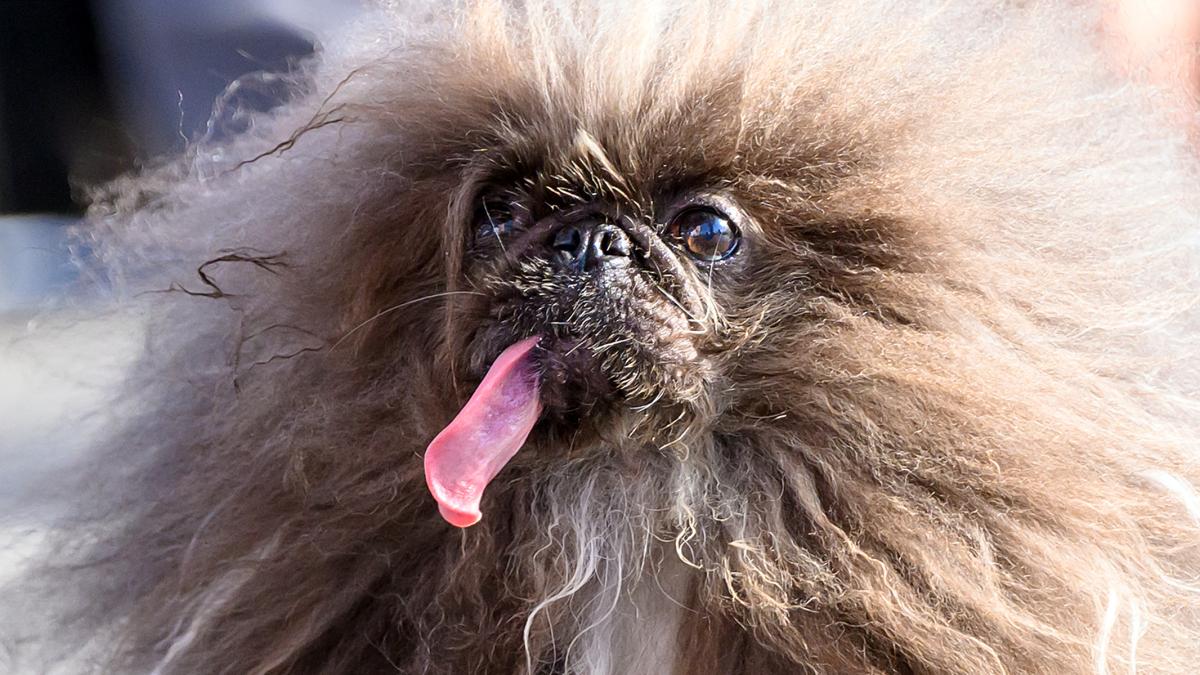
[405, 69, 910, 525]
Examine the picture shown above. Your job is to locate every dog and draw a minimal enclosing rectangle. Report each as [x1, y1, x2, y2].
[8, 1, 1200, 673]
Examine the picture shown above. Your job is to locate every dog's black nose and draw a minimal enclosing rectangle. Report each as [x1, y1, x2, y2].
[551, 221, 631, 270]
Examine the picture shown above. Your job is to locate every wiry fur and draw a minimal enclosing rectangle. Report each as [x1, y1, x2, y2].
[9, 1, 1200, 673]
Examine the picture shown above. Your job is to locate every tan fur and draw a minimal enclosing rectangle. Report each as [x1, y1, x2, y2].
[6, 1, 1200, 673]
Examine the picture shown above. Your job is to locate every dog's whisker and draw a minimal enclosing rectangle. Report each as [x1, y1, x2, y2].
[329, 291, 485, 351]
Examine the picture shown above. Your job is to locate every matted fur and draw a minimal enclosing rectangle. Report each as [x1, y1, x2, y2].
[9, 1, 1200, 673]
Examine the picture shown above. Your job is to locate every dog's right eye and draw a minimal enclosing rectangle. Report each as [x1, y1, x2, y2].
[474, 200, 521, 241]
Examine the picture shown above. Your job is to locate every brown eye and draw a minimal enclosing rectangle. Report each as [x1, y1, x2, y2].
[666, 208, 740, 261]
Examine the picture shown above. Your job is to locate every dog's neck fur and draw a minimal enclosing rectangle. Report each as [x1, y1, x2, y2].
[566, 548, 693, 675]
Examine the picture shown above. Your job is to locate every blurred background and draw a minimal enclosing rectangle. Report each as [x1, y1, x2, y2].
[1, 0, 368, 309]
[0, 0, 1196, 575]
[0, 0, 366, 585]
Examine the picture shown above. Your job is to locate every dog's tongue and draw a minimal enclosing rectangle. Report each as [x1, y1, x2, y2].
[424, 336, 542, 528]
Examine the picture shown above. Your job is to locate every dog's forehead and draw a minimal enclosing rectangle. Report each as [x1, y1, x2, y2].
[452, 85, 861, 219]
[449, 74, 746, 181]
[473, 118, 749, 216]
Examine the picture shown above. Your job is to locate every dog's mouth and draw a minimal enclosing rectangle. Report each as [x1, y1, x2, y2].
[425, 312, 683, 527]
[425, 324, 639, 527]
[422, 323, 704, 528]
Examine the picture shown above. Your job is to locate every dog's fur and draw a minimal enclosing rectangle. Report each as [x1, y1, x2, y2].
[9, 1, 1200, 673]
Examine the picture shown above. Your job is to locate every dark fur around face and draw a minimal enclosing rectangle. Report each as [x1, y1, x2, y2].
[6, 1, 1200, 673]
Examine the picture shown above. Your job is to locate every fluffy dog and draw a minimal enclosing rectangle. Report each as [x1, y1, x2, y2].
[12, 1, 1200, 673]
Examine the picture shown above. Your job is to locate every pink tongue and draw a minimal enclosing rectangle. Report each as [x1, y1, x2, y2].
[424, 336, 542, 527]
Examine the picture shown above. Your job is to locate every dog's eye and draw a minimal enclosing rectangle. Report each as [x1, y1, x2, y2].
[474, 201, 521, 240]
[666, 208, 740, 261]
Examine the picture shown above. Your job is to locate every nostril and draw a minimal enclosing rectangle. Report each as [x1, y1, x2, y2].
[598, 227, 631, 257]
[552, 225, 584, 255]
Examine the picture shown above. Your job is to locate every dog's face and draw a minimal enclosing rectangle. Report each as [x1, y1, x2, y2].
[426, 123, 763, 523]
[460, 163, 738, 425]
[412, 77, 907, 524]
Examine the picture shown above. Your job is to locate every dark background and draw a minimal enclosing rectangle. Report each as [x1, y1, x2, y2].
[0, 0, 364, 216]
